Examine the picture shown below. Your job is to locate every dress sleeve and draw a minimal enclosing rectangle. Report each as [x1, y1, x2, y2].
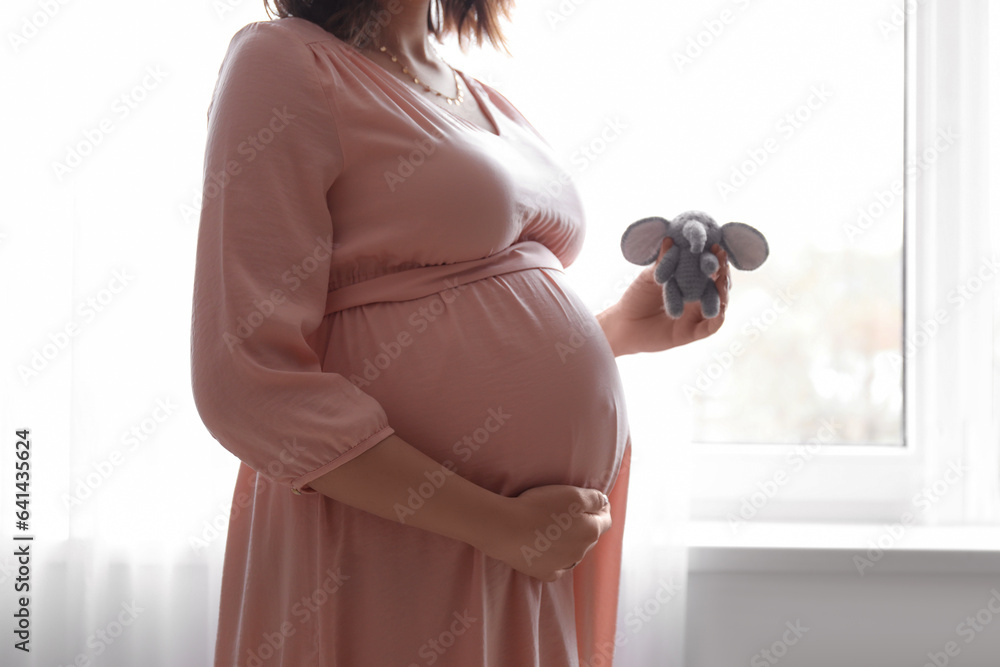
[190, 20, 395, 495]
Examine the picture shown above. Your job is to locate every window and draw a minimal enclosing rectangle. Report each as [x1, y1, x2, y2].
[670, 0, 998, 526]
[645, 0, 908, 448]
[444, 0, 998, 528]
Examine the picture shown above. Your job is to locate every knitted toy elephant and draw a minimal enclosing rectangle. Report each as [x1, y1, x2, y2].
[620, 210, 769, 319]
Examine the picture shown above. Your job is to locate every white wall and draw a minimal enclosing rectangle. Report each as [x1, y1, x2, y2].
[685, 548, 1000, 667]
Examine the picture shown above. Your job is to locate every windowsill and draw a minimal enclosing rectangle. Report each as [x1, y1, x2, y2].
[684, 521, 1000, 574]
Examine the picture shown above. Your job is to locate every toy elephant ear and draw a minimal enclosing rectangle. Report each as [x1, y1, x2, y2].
[621, 217, 670, 265]
[720, 222, 769, 271]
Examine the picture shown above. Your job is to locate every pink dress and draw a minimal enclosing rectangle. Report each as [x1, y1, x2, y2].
[190, 17, 632, 667]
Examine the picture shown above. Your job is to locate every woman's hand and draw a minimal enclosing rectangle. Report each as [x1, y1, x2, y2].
[475, 485, 611, 582]
[598, 239, 730, 356]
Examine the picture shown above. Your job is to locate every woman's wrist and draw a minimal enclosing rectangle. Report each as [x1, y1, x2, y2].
[462, 492, 517, 557]
[596, 304, 628, 357]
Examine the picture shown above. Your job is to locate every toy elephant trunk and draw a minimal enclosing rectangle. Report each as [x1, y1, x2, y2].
[682, 220, 708, 253]
[620, 210, 770, 319]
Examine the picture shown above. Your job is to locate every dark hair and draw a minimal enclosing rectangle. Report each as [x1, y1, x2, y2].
[263, 0, 514, 54]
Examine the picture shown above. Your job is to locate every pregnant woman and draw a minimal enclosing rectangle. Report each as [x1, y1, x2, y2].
[189, 1, 730, 665]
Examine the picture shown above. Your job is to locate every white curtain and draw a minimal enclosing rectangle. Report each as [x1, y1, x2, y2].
[2, 2, 252, 664]
[611, 357, 694, 667]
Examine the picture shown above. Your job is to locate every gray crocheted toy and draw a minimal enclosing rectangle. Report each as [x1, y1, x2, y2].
[620, 210, 769, 319]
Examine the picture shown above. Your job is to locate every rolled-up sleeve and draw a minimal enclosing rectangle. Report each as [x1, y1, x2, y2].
[190, 21, 394, 495]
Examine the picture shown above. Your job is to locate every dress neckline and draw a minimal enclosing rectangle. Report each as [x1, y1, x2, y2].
[330, 39, 502, 138]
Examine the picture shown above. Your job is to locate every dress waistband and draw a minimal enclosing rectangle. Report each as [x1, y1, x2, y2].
[324, 240, 565, 315]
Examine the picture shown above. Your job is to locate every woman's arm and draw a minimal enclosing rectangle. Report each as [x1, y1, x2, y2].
[595, 306, 629, 357]
[308, 432, 611, 583]
[307, 433, 500, 549]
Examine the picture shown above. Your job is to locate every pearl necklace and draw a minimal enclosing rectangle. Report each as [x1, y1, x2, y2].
[375, 44, 465, 106]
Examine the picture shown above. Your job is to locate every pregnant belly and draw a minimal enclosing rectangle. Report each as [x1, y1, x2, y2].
[322, 267, 629, 497]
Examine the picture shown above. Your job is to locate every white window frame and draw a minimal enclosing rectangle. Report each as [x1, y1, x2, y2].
[687, 0, 1000, 529]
